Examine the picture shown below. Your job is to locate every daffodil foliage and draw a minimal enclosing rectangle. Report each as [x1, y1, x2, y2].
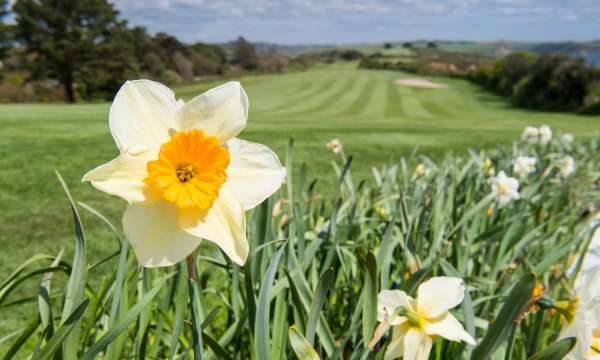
[1, 86, 599, 360]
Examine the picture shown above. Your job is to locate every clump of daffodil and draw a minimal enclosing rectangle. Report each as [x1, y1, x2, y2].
[558, 156, 576, 177]
[521, 125, 552, 145]
[482, 158, 495, 176]
[326, 138, 343, 154]
[539, 125, 552, 145]
[522, 126, 540, 144]
[559, 266, 600, 359]
[562, 133, 574, 144]
[415, 164, 426, 177]
[512, 155, 536, 177]
[83, 80, 285, 267]
[371, 277, 475, 360]
[490, 171, 520, 208]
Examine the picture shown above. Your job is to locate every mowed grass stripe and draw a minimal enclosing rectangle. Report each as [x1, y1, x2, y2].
[266, 75, 338, 113]
[255, 75, 327, 111]
[339, 76, 377, 117]
[398, 86, 433, 119]
[384, 81, 406, 118]
[418, 91, 457, 118]
[360, 72, 388, 119]
[321, 75, 370, 117]
[287, 75, 358, 115]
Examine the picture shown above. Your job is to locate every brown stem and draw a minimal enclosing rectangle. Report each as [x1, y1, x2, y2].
[186, 253, 197, 281]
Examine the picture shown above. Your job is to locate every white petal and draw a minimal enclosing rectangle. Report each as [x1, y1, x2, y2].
[383, 336, 404, 360]
[110, 80, 178, 152]
[417, 277, 465, 318]
[424, 313, 475, 345]
[224, 138, 285, 210]
[179, 189, 248, 266]
[403, 328, 432, 360]
[123, 200, 202, 267]
[383, 325, 411, 360]
[177, 81, 248, 143]
[378, 290, 413, 326]
[82, 147, 158, 204]
[560, 309, 593, 360]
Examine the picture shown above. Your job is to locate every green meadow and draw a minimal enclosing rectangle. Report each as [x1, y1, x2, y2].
[0, 61, 598, 343]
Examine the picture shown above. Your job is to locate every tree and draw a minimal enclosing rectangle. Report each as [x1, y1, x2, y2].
[12, 0, 130, 102]
[232, 36, 258, 71]
[383, 42, 393, 49]
[0, 0, 11, 59]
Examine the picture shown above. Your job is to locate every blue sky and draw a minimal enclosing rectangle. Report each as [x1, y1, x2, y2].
[111, 0, 600, 44]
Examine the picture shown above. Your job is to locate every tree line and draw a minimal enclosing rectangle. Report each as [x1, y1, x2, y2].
[468, 52, 600, 114]
[0, 0, 320, 103]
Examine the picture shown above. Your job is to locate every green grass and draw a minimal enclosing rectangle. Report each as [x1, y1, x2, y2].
[0, 61, 598, 342]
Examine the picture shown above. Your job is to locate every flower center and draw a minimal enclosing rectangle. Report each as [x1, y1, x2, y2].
[396, 307, 424, 328]
[176, 162, 195, 183]
[498, 183, 510, 195]
[146, 130, 230, 210]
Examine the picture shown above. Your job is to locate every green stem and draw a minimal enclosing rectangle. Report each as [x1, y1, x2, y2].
[187, 254, 204, 360]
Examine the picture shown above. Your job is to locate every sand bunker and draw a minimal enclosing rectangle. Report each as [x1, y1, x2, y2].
[394, 78, 448, 89]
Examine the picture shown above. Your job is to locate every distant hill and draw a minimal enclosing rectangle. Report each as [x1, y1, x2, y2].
[217, 39, 600, 66]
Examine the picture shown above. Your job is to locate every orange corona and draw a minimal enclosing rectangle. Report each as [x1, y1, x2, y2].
[146, 130, 230, 209]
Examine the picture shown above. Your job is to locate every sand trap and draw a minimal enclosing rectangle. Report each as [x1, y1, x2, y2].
[394, 78, 448, 89]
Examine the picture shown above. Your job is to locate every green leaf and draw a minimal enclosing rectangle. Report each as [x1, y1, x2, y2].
[471, 273, 536, 360]
[254, 242, 287, 360]
[528, 337, 577, 360]
[56, 171, 88, 360]
[32, 299, 89, 360]
[306, 268, 335, 345]
[361, 252, 378, 346]
[80, 279, 164, 360]
[2, 316, 40, 360]
[289, 325, 321, 360]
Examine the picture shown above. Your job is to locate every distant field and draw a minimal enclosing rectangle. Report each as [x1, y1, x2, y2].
[0, 62, 598, 340]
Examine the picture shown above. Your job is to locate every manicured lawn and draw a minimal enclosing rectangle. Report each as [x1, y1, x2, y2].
[0, 61, 598, 341]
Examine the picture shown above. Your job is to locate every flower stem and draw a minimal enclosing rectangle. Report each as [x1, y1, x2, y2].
[186, 254, 204, 360]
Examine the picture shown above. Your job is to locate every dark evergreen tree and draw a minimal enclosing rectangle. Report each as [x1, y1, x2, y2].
[12, 0, 135, 102]
[232, 36, 258, 71]
[0, 0, 11, 59]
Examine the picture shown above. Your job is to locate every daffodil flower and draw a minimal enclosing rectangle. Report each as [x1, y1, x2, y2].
[326, 138, 343, 154]
[83, 80, 285, 267]
[376, 277, 475, 360]
[415, 164, 426, 177]
[563, 133, 574, 144]
[559, 156, 576, 177]
[513, 156, 537, 177]
[522, 126, 540, 144]
[560, 266, 600, 359]
[539, 125, 552, 145]
[490, 171, 520, 207]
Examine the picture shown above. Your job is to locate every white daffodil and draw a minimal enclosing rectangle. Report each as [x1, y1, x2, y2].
[83, 80, 285, 267]
[559, 156, 576, 177]
[539, 125, 552, 145]
[563, 133, 575, 144]
[490, 171, 520, 207]
[376, 277, 475, 360]
[513, 156, 537, 177]
[326, 138, 343, 154]
[522, 126, 540, 144]
[582, 231, 600, 273]
[415, 164, 426, 177]
[560, 266, 600, 360]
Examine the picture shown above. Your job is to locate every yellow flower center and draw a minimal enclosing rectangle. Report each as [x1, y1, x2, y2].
[145, 130, 230, 209]
[590, 329, 600, 355]
[498, 183, 510, 195]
